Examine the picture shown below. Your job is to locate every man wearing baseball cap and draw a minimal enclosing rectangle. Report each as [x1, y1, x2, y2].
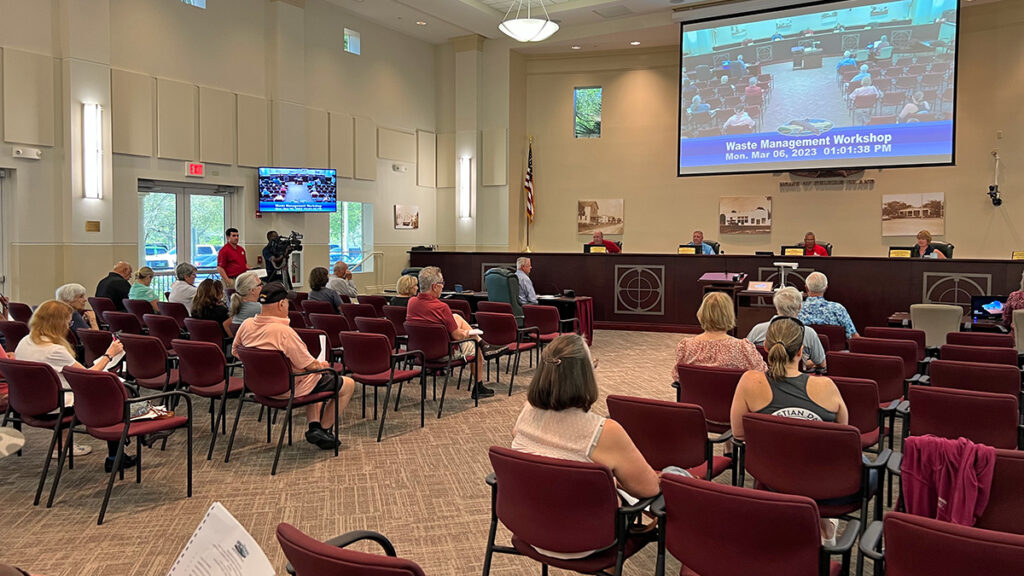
[232, 282, 355, 449]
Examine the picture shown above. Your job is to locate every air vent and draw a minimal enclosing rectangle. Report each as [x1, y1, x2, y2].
[593, 5, 633, 18]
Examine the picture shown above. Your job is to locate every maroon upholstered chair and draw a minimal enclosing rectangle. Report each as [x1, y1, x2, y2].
[103, 311, 143, 335]
[7, 301, 33, 324]
[339, 332, 423, 441]
[302, 299, 338, 316]
[740, 413, 888, 530]
[478, 301, 514, 315]
[357, 295, 388, 317]
[860, 512, 1024, 576]
[861, 327, 926, 362]
[523, 304, 579, 347]
[123, 299, 155, 323]
[672, 364, 745, 434]
[826, 351, 904, 449]
[158, 301, 190, 331]
[903, 386, 1021, 450]
[809, 324, 847, 351]
[308, 313, 350, 357]
[848, 337, 922, 381]
[288, 310, 309, 329]
[975, 449, 1024, 535]
[341, 303, 376, 329]
[172, 338, 244, 460]
[0, 358, 78, 505]
[946, 332, 1015, 348]
[118, 333, 180, 393]
[404, 321, 477, 418]
[88, 297, 117, 328]
[355, 316, 400, 351]
[51, 365, 192, 525]
[143, 313, 181, 352]
[294, 327, 343, 371]
[474, 311, 538, 396]
[482, 446, 658, 576]
[606, 395, 732, 482]
[442, 298, 472, 322]
[289, 291, 309, 308]
[928, 359, 1021, 397]
[226, 346, 339, 475]
[277, 523, 426, 576]
[653, 474, 857, 576]
[184, 318, 226, 349]
[940, 343, 1018, 366]
[831, 376, 884, 451]
[383, 306, 408, 337]
[77, 329, 115, 368]
[0, 320, 29, 353]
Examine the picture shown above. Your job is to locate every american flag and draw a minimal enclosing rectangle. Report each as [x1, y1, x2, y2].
[525, 142, 534, 222]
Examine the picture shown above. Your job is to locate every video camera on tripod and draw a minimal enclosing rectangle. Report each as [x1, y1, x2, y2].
[268, 230, 303, 258]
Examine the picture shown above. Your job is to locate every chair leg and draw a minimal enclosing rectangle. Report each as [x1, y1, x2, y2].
[208, 396, 226, 460]
[257, 404, 264, 422]
[437, 370, 452, 419]
[34, 426, 62, 506]
[98, 438, 127, 525]
[482, 514, 499, 576]
[46, 428, 73, 508]
[394, 381, 404, 411]
[187, 418, 193, 497]
[376, 383, 393, 442]
[362, 384, 367, 418]
[508, 352, 522, 397]
[224, 396, 247, 463]
[288, 415, 293, 446]
[208, 399, 216, 435]
[373, 387, 379, 420]
[136, 438, 142, 484]
[271, 408, 292, 476]
[420, 372, 426, 428]
[541, 566, 548, 576]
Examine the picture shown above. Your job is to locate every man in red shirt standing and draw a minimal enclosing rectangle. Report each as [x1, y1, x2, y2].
[589, 231, 621, 253]
[803, 232, 830, 256]
[407, 266, 494, 399]
[217, 227, 248, 288]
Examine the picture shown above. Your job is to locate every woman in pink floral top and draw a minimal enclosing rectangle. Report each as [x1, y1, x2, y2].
[1002, 272, 1024, 338]
[673, 292, 767, 382]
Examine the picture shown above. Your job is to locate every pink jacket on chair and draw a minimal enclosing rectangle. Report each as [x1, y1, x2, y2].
[902, 435, 996, 526]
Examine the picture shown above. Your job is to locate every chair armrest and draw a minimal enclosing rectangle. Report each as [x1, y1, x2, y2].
[864, 448, 892, 470]
[649, 497, 666, 518]
[916, 374, 930, 385]
[225, 361, 243, 369]
[323, 530, 398, 556]
[710, 430, 734, 444]
[887, 451, 903, 477]
[392, 350, 424, 365]
[485, 472, 497, 487]
[858, 520, 884, 561]
[895, 400, 910, 417]
[293, 367, 338, 378]
[823, 518, 860, 555]
[879, 399, 900, 414]
[619, 493, 662, 516]
[517, 326, 540, 343]
[559, 317, 580, 332]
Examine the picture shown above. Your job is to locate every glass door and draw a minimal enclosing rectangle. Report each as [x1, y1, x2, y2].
[189, 195, 225, 271]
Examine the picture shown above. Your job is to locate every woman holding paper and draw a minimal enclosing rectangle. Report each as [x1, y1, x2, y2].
[14, 300, 128, 469]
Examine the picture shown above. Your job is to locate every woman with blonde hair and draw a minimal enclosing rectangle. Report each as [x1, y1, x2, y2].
[128, 266, 160, 311]
[390, 274, 418, 306]
[229, 270, 262, 326]
[672, 291, 766, 382]
[191, 279, 231, 335]
[15, 300, 126, 466]
[911, 229, 946, 259]
[729, 316, 848, 544]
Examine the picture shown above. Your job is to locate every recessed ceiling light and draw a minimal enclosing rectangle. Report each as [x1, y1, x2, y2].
[571, 45, 581, 50]
[416, 21, 427, 26]
[630, 41, 641, 46]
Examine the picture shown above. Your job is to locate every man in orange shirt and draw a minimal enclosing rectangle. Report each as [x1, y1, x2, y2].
[233, 282, 355, 449]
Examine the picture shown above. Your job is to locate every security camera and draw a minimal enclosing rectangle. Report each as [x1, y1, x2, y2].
[988, 185, 1002, 207]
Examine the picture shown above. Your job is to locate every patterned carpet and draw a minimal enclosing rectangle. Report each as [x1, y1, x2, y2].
[0, 331, 875, 575]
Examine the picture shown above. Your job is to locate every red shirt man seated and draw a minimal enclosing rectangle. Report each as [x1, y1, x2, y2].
[588, 231, 621, 253]
[803, 232, 829, 256]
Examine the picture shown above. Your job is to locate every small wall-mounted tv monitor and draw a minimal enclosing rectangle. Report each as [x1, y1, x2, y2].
[258, 167, 337, 213]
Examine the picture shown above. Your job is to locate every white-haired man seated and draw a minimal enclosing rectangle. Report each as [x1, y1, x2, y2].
[746, 286, 826, 370]
[515, 257, 538, 305]
[798, 272, 859, 339]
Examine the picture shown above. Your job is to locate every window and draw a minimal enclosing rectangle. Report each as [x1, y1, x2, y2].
[330, 201, 373, 272]
[574, 87, 602, 138]
[344, 28, 361, 55]
[179, 0, 206, 8]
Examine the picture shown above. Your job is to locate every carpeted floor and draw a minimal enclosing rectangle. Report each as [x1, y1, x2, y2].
[1, 331, 876, 575]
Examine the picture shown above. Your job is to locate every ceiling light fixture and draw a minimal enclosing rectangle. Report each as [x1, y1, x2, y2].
[571, 45, 582, 50]
[499, 0, 559, 43]
[630, 41, 641, 46]
[416, 20, 427, 26]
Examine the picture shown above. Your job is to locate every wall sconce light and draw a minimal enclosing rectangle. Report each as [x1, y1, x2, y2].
[459, 155, 472, 219]
[83, 103, 103, 199]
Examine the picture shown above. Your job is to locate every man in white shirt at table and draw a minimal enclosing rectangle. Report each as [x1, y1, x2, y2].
[515, 257, 538, 305]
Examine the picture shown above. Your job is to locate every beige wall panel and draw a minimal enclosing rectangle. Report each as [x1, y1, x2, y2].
[377, 127, 416, 163]
[2, 49, 54, 146]
[111, 69, 153, 156]
[199, 87, 235, 165]
[437, 132, 455, 188]
[272, 100, 305, 167]
[305, 107, 328, 168]
[237, 94, 269, 167]
[482, 128, 507, 186]
[417, 130, 436, 188]
[157, 78, 196, 160]
[329, 112, 354, 178]
[354, 116, 377, 181]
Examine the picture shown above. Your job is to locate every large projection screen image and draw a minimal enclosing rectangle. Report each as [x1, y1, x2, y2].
[678, 0, 959, 176]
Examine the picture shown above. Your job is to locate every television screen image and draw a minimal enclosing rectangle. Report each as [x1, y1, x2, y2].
[258, 167, 337, 213]
[970, 296, 1005, 319]
[678, 0, 959, 176]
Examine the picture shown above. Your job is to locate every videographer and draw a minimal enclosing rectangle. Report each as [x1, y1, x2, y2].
[263, 231, 286, 284]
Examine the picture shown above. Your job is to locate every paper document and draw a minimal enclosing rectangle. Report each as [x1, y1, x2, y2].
[106, 350, 126, 372]
[167, 502, 275, 576]
[317, 334, 327, 362]
[467, 329, 483, 336]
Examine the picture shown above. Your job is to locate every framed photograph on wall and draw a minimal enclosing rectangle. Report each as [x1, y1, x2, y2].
[882, 192, 945, 237]
[720, 196, 772, 235]
[394, 204, 420, 230]
[577, 199, 624, 235]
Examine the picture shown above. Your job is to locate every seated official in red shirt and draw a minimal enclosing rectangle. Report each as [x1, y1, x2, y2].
[217, 227, 248, 287]
[588, 230, 621, 253]
[407, 266, 494, 399]
[802, 232, 829, 256]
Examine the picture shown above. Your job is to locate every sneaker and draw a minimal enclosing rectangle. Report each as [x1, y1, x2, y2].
[104, 454, 138, 473]
[471, 384, 495, 399]
[54, 443, 93, 458]
[821, 518, 840, 547]
[305, 427, 341, 450]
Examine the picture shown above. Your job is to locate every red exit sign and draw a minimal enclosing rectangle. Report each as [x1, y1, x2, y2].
[186, 162, 205, 177]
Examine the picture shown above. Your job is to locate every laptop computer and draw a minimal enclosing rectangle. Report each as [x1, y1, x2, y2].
[971, 295, 1006, 320]
[747, 281, 774, 292]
